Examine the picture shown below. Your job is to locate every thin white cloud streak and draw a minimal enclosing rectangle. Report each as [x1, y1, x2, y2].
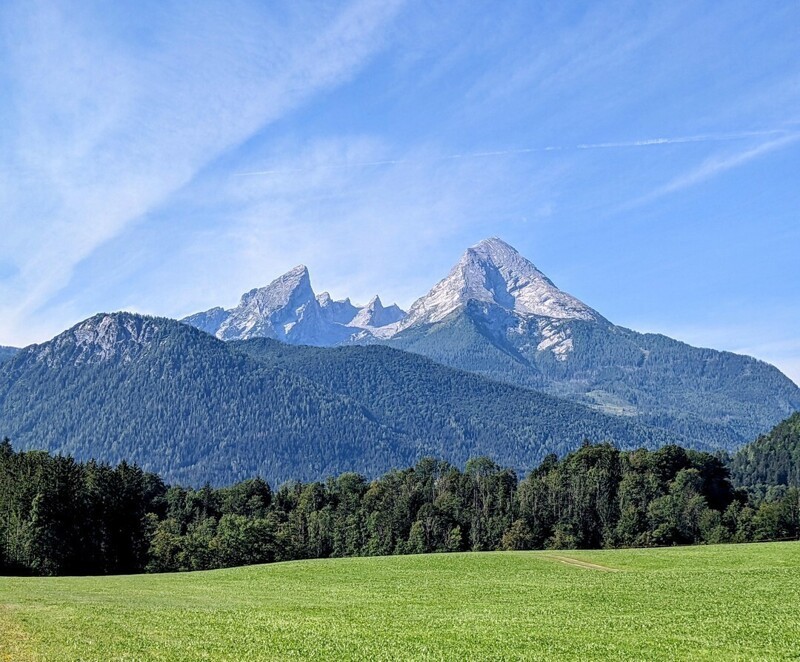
[234, 129, 793, 176]
[615, 132, 800, 212]
[461, 3, 689, 114]
[0, 0, 404, 345]
[645, 134, 800, 198]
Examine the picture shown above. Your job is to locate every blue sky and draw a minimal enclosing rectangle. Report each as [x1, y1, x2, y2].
[1, 1, 798, 383]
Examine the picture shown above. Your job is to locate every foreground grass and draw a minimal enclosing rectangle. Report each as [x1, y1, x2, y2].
[2, 542, 799, 661]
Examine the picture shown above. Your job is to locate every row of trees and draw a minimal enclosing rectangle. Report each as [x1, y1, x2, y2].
[1, 438, 798, 576]
[0, 440, 163, 575]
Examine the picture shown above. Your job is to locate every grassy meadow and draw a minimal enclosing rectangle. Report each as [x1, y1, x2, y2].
[2, 542, 799, 661]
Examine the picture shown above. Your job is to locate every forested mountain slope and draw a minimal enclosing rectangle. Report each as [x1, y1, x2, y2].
[0, 346, 17, 364]
[730, 412, 800, 488]
[388, 305, 798, 448]
[0, 314, 411, 485]
[386, 239, 800, 448]
[1, 313, 685, 486]
[233, 338, 687, 466]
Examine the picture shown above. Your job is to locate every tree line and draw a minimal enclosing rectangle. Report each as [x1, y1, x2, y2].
[1, 438, 798, 576]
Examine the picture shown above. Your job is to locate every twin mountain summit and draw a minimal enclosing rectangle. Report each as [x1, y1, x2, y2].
[2, 238, 797, 485]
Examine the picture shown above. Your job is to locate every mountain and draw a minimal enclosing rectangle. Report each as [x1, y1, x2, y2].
[182, 237, 799, 448]
[0, 346, 18, 365]
[0, 313, 407, 485]
[348, 296, 405, 336]
[0, 312, 685, 486]
[316, 291, 359, 324]
[387, 238, 800, 448]
[183, 266, 405, 345]
[729, 412, 800, 488]
[396, 237, 601, 330]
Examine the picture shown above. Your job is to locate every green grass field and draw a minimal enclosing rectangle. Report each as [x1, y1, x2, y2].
[2, 542, 799, 661]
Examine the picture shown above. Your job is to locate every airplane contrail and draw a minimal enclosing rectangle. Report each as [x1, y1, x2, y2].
[233, 129, 796, 177]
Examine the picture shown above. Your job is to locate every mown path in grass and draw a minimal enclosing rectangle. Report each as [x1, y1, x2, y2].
[543, 554, 620, 571]
[1, 542, 799, 661]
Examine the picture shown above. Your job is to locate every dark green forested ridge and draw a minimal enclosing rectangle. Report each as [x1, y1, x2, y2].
[386, 301, 800, 448]
[232, 338, 688, 464]
[0, 313, 410, 486]
[0, 312, 687, 486]
[2, 439, 798, 577]
[730, 412, 800, 490]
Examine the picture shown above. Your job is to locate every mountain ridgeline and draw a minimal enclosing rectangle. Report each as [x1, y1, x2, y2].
[0, 346, 18, 364]
[0, 313, 685, 486]
[185, 238, 800, 447]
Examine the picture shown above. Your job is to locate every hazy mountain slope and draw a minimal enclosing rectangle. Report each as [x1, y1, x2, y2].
[232, 337, 690, 468]
[390, 304, 797, 447]
[0, 346, 17, 365]
[730, 412, 800, 488]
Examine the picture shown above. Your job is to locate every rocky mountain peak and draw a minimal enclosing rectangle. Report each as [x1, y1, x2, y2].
[239, 265, 312, 309]
[399, 237, 601, 329]
[182, 238, 596, 345]
[468, 236, 521, 262]
[216, 266, 317, 341]
[29, 312, 166, 366]
[349, 295, 406, 330]
[183, 266, 406, 344]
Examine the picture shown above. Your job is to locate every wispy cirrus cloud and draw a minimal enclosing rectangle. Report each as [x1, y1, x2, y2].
[85, 134, 559, 319]
[233, 129, 795, 176]
[615, 132, 800, 212]
[0, 0, 404, 344]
